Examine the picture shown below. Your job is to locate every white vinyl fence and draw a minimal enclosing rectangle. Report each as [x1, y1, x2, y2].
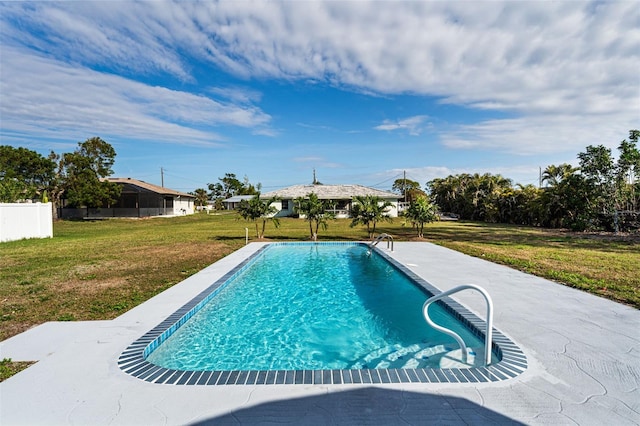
[0, 202, 53, 243]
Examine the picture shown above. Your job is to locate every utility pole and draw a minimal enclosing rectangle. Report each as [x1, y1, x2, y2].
[161, 167, 165, 188]
[538, 167, 542, 188]
[403, 170, 407, 203]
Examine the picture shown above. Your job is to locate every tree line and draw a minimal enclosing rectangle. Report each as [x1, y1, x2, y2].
[191, 173, 261, 210]
[427, 130, 640, 232]
[4, 130, 637, 234]
[0, 137, 120, 218]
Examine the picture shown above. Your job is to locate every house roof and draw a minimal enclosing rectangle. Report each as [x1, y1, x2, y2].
[222, 195, 255, 203]
[261, 184, 398, 200]
[105, 178, 195, 198]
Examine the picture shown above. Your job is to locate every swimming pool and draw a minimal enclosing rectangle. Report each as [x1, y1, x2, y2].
[119, 242, 527, 385]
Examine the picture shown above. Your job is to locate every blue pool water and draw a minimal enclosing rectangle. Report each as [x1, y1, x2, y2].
[146, 243, 493, 371]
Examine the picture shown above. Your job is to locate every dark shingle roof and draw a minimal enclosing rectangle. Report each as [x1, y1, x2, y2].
[105, 178, 194, 198]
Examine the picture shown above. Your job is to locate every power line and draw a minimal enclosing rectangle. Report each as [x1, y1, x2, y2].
[369, 173, 404, 189]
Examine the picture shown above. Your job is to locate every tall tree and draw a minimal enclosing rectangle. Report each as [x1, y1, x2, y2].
[349, 195, 393, 238]
[0, 146, 55, 201]
[392, 178, 424, 203]
[59, 137, 120, 209]
[295, 193, 335, 240]
[208, 173, 261, 200]
[615, 130, 640, 211]
[541, 163, 578, 187]
[236, 194, 280, 239]
[577, 145, 617, 230]
[209, 173, 244, 199]
[428, 173, 511, 222]
[403, 195, 438, 238]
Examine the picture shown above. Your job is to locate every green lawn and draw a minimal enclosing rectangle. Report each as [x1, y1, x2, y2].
[1, 213, 638, 344]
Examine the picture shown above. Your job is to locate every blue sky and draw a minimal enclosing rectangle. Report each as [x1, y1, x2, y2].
[1, 1, 638, 193]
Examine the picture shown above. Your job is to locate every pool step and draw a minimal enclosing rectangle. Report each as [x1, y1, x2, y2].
[350, 344, 484, 369]
[439, 347, 486, 368]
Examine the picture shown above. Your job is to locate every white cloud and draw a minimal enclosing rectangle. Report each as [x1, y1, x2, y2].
[294, 156, 325, 163]
[1, 1, 638, 157]
[0, 47, 271, 146]
[207, 86, 263, 104]
[374, 116, 429, 136]
[440, 114, 635, 156]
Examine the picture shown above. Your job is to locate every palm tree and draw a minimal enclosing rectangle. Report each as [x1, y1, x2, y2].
[236, 194, 280, 239]
[295, 193, 334, 241]
[403, 195, 438, 238]
[349, 195, 393, 238]
[192, 188, 209, 209]
[542, 164, 578, 187]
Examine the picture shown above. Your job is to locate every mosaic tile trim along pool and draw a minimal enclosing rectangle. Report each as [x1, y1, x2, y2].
[118, 242, 527, 385]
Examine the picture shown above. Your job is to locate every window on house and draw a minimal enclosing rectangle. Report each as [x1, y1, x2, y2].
[281, 200, 289, 210]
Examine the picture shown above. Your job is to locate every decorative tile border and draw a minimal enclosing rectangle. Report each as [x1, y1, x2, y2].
[119, 242, 527, 385]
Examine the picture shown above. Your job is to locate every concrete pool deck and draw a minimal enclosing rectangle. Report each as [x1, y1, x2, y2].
[1, 242, 638, 425]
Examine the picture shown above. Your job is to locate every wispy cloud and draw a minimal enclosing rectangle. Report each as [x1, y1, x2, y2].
[294, 156, 325, 163]
[207, 86, 263, 105]
[0, 47, 271, 146]
[439, 114, 634, 156]
[374, 116, 429, 136]
[1, 1, 637, 158]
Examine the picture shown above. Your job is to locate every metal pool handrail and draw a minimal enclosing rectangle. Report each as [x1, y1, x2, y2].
[368, 233, 394, 253]
[423, 284, 494, 366]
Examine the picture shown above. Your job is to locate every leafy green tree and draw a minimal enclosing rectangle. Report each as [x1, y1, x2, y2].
[349, 195, 393, 238]
[427, 174, 467, 215]
[59, 137, 121, 209]
[236, 194, 280, 239]
[427, 173, 511, 221]
[425, 129, 640, 232]
[513, 184, 544, 226]
[577, 144, 623, 230]
[241, 175, 261, 195]
[0, 178, 29, 203]
[0, 145, 55, 201]
[615, 130, 640, 212]
[208, 173, 243, 199]
[208, 173, 260, 200]
[392, 178, 425, 203]
[295, 193, 335, 240]
[403, 195, 438, 238]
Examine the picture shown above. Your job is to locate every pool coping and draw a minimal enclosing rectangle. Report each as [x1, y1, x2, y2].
[118, 242, 527, 385]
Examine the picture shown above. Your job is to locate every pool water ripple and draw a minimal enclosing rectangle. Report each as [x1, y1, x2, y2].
[119, 242, 527, 385]
[146, 244, 488, 371]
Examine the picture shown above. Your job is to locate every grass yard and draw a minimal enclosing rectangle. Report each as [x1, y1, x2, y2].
[1, 213, 638, 345]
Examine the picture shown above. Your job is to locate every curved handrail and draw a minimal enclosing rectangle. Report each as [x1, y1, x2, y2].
[368, 233, 394, 252]
[422, 284, 494, 366]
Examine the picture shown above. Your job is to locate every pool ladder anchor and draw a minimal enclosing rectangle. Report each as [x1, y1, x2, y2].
[367, 233, 394, 255]
[423, 284, 494, 366]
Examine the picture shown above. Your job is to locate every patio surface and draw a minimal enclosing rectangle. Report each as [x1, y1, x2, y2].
[1, 242, 638, 425]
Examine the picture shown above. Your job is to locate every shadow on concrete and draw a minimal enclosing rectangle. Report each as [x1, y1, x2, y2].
[190, 387, 524, 425]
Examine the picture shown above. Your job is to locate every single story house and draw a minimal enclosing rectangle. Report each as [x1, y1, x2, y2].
[222, 195, 255, 210]
[60, 178, 195, 219]
[261, 184, 400, 218]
